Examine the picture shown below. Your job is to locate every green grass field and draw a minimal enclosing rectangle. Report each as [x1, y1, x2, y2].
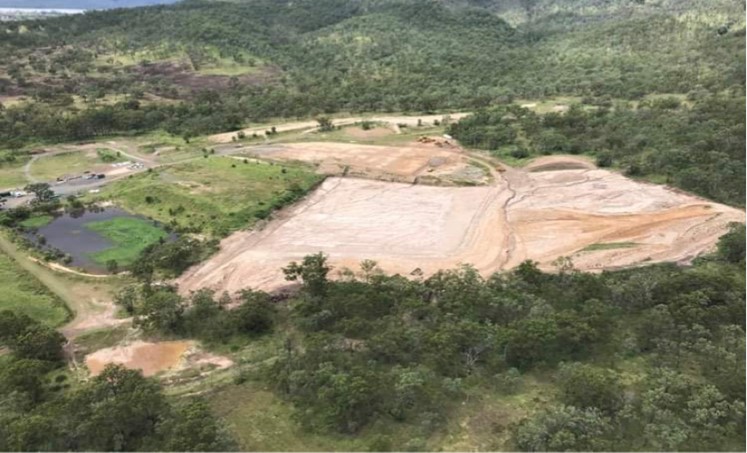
[132, 131, 210, 163]
[30, 151, 95, 180]
[0, 250, 69, 326]
[85, 217, 169, 266]
[0, 157, 30, 189]
[196, 56, 261, 76]
[19, 214, 54, 229]
[88, 156, 322, 236]
[29, 148, 126, 181]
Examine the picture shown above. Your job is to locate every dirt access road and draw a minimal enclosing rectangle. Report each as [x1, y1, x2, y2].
[178, 153, 744, 295]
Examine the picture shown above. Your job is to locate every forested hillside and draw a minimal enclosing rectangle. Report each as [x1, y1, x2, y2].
[0, 0, 178, 8]
[0, 0, 742, 144]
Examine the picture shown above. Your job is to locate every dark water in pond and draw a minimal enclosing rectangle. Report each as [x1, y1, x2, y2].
[27, 207, 174, 273]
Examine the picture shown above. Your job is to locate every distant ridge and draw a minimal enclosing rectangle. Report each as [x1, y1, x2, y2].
[0, 0, 178, 9]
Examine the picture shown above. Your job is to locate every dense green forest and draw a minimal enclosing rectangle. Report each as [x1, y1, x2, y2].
[0, 1, 177, 7]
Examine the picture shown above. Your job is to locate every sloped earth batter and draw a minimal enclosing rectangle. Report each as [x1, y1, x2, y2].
[177, 154, 744, 295]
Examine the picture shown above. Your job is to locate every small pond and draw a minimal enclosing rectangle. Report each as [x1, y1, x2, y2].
[26, 207, 175, 273]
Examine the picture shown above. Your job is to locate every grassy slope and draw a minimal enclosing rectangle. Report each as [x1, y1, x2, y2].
[0, 247, 69, 326]
[0, 157, 30, 189]
[89, 156, 322, 236]
[85, 217, 169, 266]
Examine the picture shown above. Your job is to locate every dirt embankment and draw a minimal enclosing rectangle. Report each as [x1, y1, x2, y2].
[524, 155, 595, 172]
[177, 153, 744, 296]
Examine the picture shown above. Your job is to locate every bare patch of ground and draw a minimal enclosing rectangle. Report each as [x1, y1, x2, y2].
[502, 164, 743, 270]
[178, 177, 509, 294]
[62, 295, 129, 339]
[344, 126, 394, 139]
[86, 340, 190, 377]
[28, 257, 111, 279]
[178, 155, 743, 295]
[85, 340, 233, 377]
[238, 141, 476, 184]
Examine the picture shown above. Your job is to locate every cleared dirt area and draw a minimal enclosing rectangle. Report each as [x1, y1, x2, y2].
[237, 141, 486, 184]
[62, 295, 129, 339]
[178, 177, 508, 294]
[178, 154, 744, 295]
[501, 158, 743, 270]
[85, 340, 233, 377]
[344, 126, 394, 139]
[86, 340, 191, 377]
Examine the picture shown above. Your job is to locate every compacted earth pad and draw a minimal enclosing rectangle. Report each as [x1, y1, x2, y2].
[178, 156, 744, 296]
[179, 177, 509, 294]
[237, 141, 481, 184]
